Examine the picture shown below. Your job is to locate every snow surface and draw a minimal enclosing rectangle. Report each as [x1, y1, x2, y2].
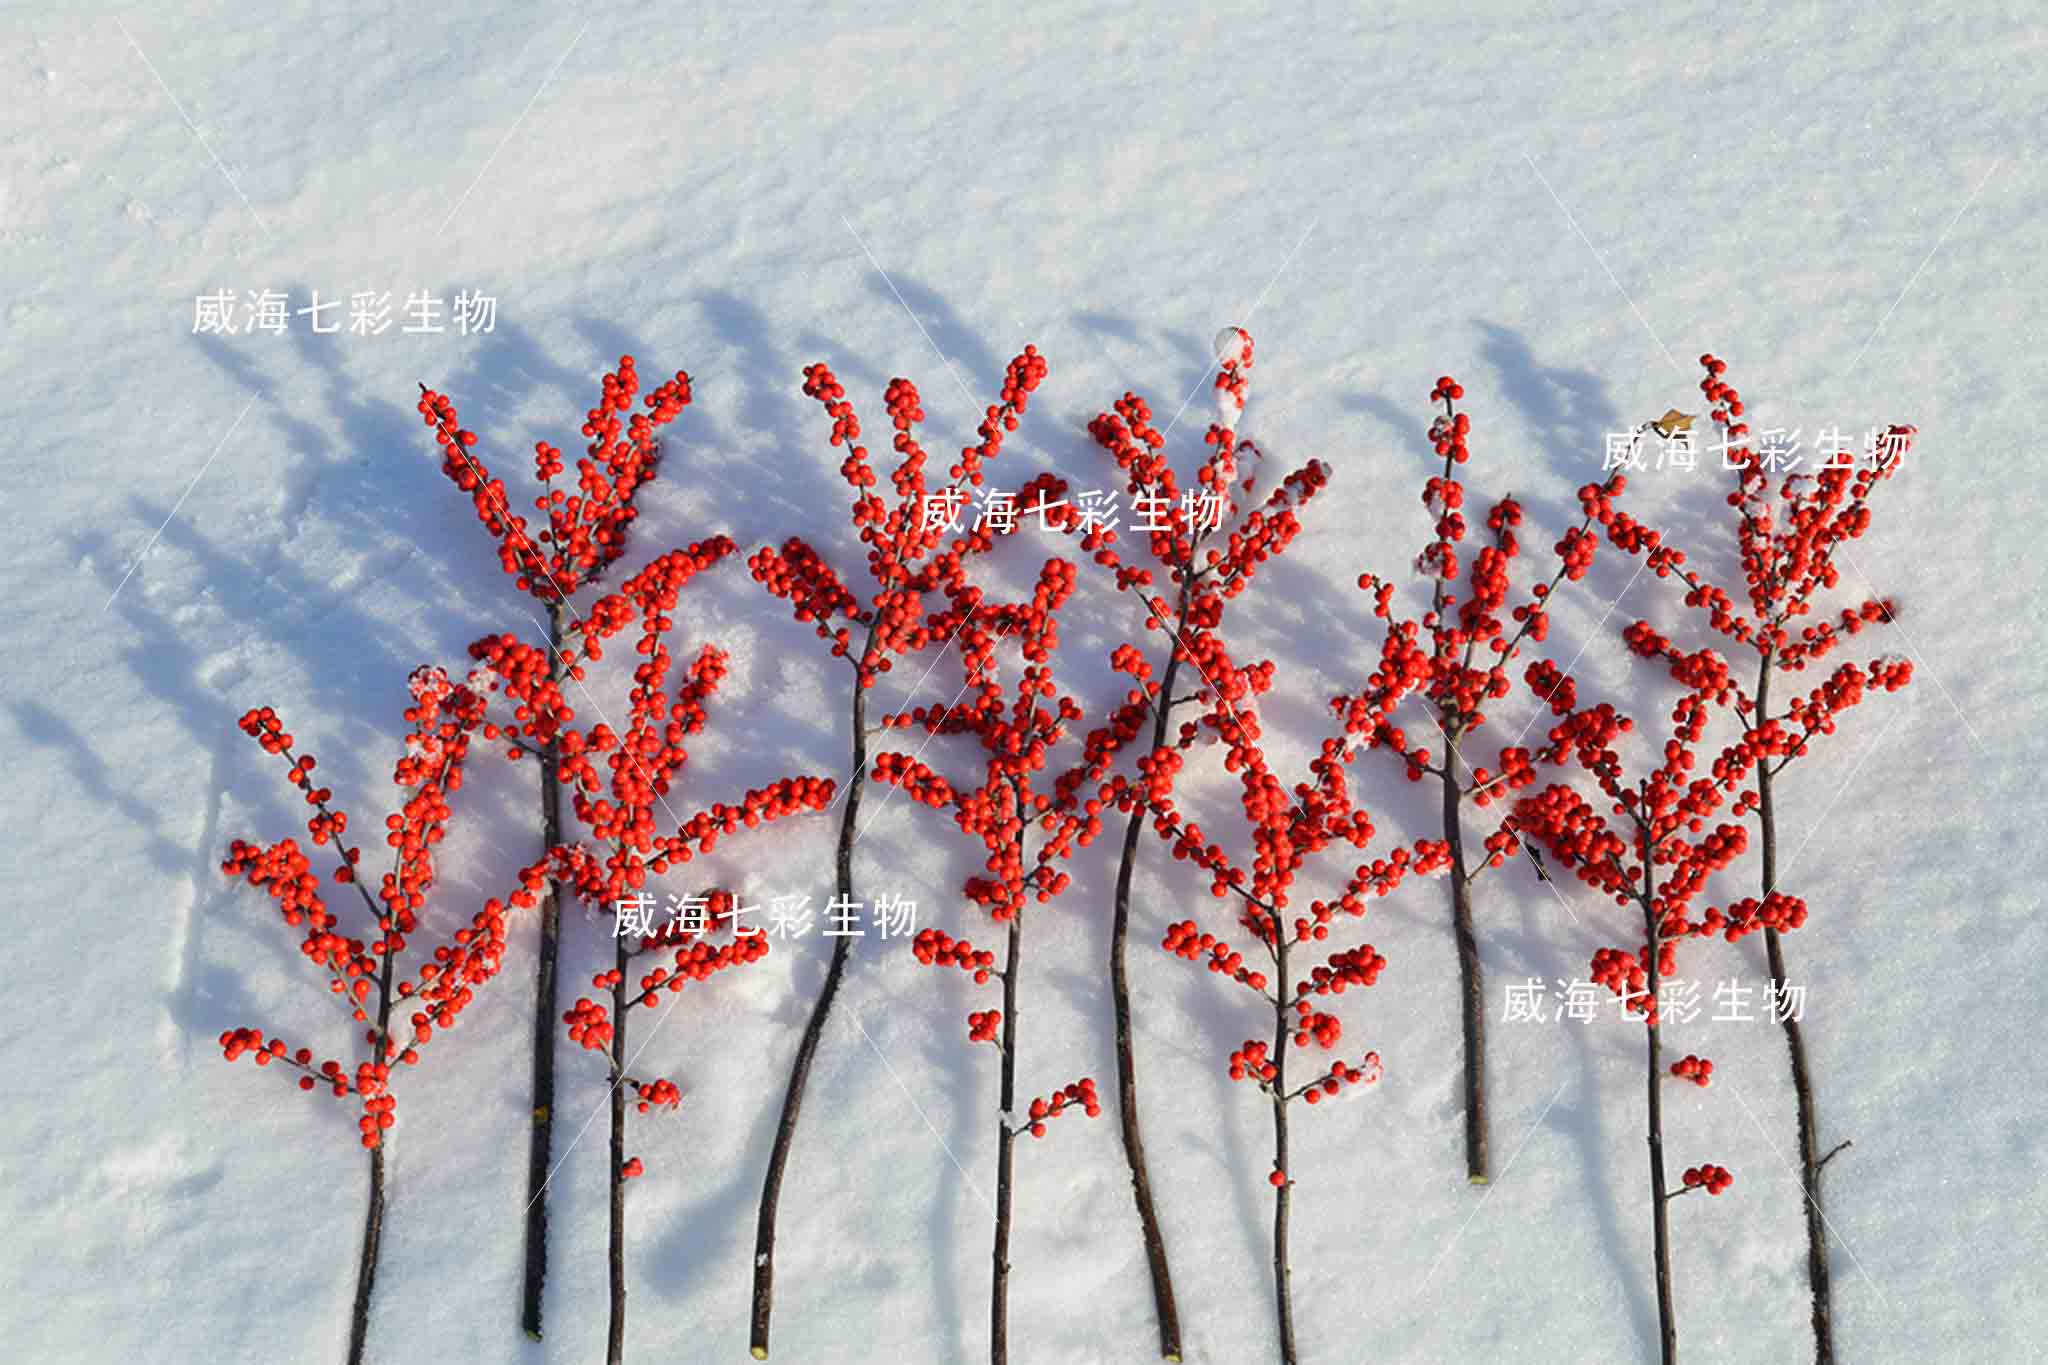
[5, 4, 2044, 1363]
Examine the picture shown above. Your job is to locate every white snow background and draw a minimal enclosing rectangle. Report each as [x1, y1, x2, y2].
[3, 4, 2043, 1362]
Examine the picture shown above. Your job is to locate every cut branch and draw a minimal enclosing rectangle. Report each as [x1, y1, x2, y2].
[607, 925, 628, 1365]
[521, 596, 568, 1340]
[347, 854, 401, 1365]
[1758, 650, 1838, 1365]
[1442, 718, 1490, 1184]
[750, 639, 873, 1359]
[1105, 573, 1191, 1362]
[1642, 859, 1679, 1365]
[1270, 919, 1298, 1365]
[345, 1144, 386, 1365]
[991, 901, 1023, 1365]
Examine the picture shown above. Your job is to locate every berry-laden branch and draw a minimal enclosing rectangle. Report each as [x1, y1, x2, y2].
[219, 667, 540, 1365]
[416, 355, 691, 1340]
[1017, 325, 1331, 1359]
[1506, 640, 1751, 1365]
[742, 347, 1055, 1359]
[1598, 352, 1915, 1365]
[1138, 589, 1440, 1365]
[474, 540, 835, 1365]
[872, 556, 1106, 1365]
[1330, 373, 1629, 1184]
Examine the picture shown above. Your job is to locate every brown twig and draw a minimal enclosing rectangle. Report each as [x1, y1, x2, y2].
[991, 880, 1025, 1365]
[1638, 847, 1678, 1365]
[1105, 573, 1191, 1361]
[1269, 916, 1298, 1365]
[750, 620, 878, 1359]
[521, 597, 568, 1340]
[1756, 650, 1839, 1365]
[1441, 718, 1490, 1184]
[607, 923, 629, 1365]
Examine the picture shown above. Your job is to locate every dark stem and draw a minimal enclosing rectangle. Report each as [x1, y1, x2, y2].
[1441, 718, 1489, 1184]
[600, 930, 629, 1362]
[1758, 651, 1837, 1365]
[607, 928, 629, 1364]
[347, 880, 400, 1365]
[1271, 922, 1297, 1365]
[1423, 408, 1491, 1185]
[992, 896, 1023, 1365]
[1107, 577, 1191, 1361]
[1643, 861, 1678, 1365]
[750, 641, 873, 1358]
[346, 1143, 386, 1365]
[521, 597, 568, 1340]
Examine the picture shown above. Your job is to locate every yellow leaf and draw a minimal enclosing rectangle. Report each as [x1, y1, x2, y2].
[1650, 409, 1696, 438]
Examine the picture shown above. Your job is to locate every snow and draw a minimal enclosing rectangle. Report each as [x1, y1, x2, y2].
[1214, 326, 1251, 430]
[1213, 327, 1252, 370]
[6, 4, 2045, 1364]
[1216, 388, 1245, 431]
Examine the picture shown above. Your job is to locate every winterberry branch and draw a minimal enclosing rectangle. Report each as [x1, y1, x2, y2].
[1138, 534, 1420, 1365]
[1329, 374, 1630, 1182]
[1026, 330, 1364, 1359]
[744, 347, 1052, 1360]
[417, 356, 692, 1341]
[529, 544, 832, 1365]
[219, 667, 530, 1365]
[1593, 352, 1915, 1365]
[1507, 633, 1755, 1365]
[875, 563, 1102, 1365]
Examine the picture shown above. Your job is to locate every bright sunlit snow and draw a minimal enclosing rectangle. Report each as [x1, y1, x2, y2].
[4, 5, 2042, 1363]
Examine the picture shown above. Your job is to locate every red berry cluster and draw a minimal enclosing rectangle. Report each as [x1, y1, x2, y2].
[564, 996, 612, 1051]
[1074, 332, 1329, 617]
[484, 540, 837, 915]
[753, 348, 1055, 695]
[438, 464, 841, 1193]
[1021, 1079, 1102, 1138]
[873, 556, 1090, 926]
[219, 666, 524, 1151]
[1228, 1039, 1277, 1084]
[1723, 889, 1809, 940]
[1681, 1164, 1734, 1195]
[1291, 1001, 1343, 1049]
[1333, 376, 1633, 891]
[631, 1078, 681, 1114]
[1095, 356, 1423, 1364]
[1577, 354, 1917, 978]
[1299, 1053, 1382, 1106]
[912, 928, 997, 983]
[1299, 944, 1386, 997]
[1670, 1055, 1714, 1087]
[1162, 919, 1268, 993]
[869, 752, 955, 808]
[419, 355, 689, 602]
[1506, 612, 1755, 1015]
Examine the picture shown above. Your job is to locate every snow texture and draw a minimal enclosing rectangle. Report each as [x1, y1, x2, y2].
[4, 4, 2043, 1363]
